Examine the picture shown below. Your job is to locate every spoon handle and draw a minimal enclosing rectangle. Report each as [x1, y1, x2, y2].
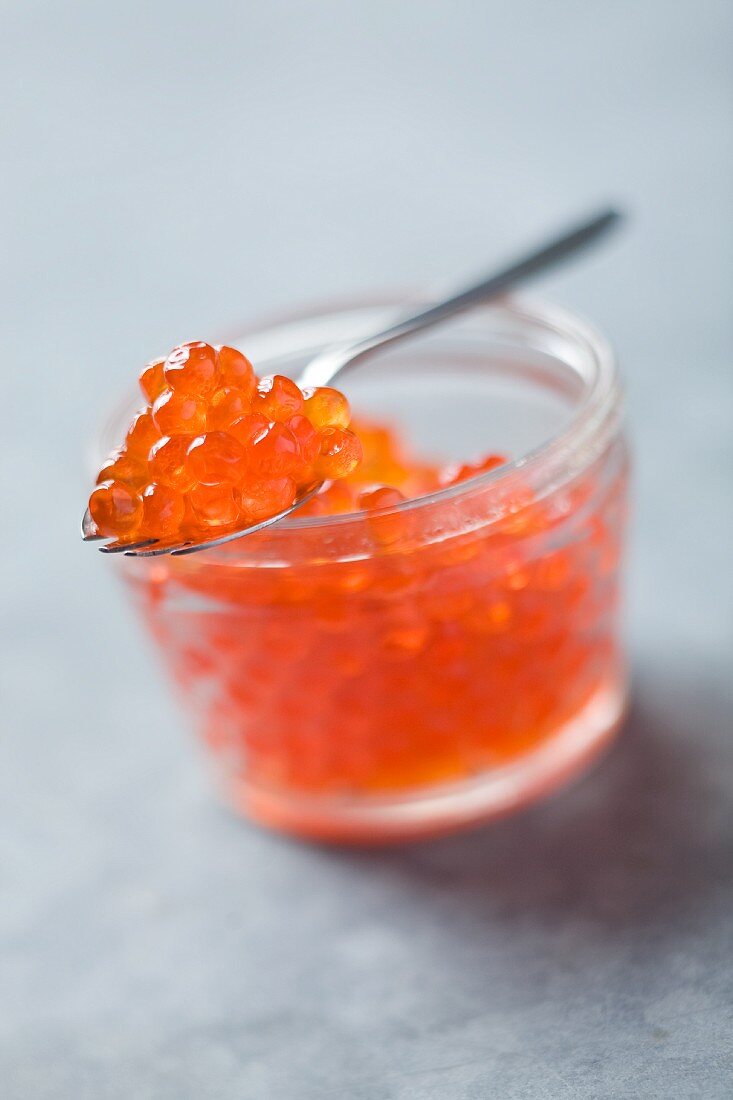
[298, 207, 623, 389]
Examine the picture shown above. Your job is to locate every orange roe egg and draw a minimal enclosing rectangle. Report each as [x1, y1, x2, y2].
[317, 427, 363, 479]
[140, 483, 186, 538]
[126, 409, 159, 457]
[358, 486, 407, 511]
[208, 387, 252, 430]
[96, 447, 148, 487]
[88, 480, 143, 537]
[321, 480, 357, 514]
[475, 454, 506, 475]
[228, 413, 270, 449]
[252, 375, 304, 422]
[297, 495, 330, 517]
[239, 477, 296, 521]
[177, 496, 199, 536]
[359, 485, 409, 545]
[287, 414, 321, 468]
[152, 389, 208, 436]
[297, 480, 357, 516]
[186, 431, 247, 485]
[88, 341, 362, 543]
[217, 345, 256, 399]
[148, 434, 196, 492]
[348, 419, 411, 487]
[249, 423, 300, 477]
[441, 454, 506, 486]
[188, 482, 240, 527]
[139, 357, 166, 403]
[303, 386, 351, 429]
[164, 342, 219, 396]
[286, 413, 319, 484]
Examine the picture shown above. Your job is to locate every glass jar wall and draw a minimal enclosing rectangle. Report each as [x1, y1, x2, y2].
[105, 296, 629, 842]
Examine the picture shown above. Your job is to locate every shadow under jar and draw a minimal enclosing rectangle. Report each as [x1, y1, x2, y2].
[106, 295, 630, 843]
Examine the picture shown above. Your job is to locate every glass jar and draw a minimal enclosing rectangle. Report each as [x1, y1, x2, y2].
[102, 295, 629, 843]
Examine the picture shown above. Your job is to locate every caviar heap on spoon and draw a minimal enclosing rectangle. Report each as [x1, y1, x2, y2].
[83, 343, 363, 556]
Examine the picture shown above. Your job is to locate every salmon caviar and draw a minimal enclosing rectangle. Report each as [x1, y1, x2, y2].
[188, 482, 240, 527]
[217, 345, 256, 398]
[208, 387, 252, 430]
[186, 432, 247, 485]
[297, 479, 357, 517]
[239, 477, 297, 521]
[303, 386, 351, 429]
[317, 427, 363, 480]
[349, 419, 413, 488]
[87, 342, 362, 546]
[140, 483, 186, 538]
[126, 409, 159, 457]
[296, 495, 330, 518]
[358, 486, 409, 546]
[139, 357, 166, 404]
[164, 341, 219, 396]
[322, 480, 358, 513]
[252, 375, 304, 422]
[96, 448, 147, 487]
[88, 480, 142, 536]
[358, 486, 407, 511]
[227, 413, 270, 449]
[152, 390, 208, 437]
[440, 453, 506, 486]
[249, 424, 300, 478]
[147, 435, 196, 492]
[286, 415, 321, 467]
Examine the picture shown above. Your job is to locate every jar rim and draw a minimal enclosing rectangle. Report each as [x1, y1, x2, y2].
[234, 291, 621, 528]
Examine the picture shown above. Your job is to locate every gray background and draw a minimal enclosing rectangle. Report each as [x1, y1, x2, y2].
[2, 2, 732, 1097]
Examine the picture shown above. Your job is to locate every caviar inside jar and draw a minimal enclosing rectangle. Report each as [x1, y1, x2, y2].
[122, 399, 627, 840]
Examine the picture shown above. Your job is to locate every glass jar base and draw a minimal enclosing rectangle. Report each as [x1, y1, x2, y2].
[221, 675, 628, 845]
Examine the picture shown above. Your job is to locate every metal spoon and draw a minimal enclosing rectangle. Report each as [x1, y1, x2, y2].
[83, 207, 622, 557]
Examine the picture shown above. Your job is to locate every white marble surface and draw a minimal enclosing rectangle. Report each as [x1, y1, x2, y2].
[1, 2, 732, 1096]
